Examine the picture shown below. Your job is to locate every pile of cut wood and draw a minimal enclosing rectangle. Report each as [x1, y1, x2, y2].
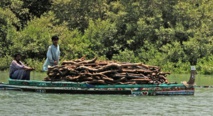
[44, 57, 170, 85]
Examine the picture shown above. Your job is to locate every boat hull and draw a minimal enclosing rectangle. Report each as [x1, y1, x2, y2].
[0, 79, 195, 96]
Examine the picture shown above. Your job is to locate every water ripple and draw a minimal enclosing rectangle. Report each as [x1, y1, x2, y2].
[0, 88, 213, 116]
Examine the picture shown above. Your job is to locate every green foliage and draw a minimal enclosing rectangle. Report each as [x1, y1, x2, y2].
[25, 58, 45, 72]
[0, 0, 31, 29]
[161, 60, 191, 74]
[0, 0, 213, 74]
[160, 42, 185, 63]
[52, 0, 108, 32]
[84, 19, 118, 59]
[10, 12, 57, 59]
[0, 55, 12, 70]
[112, 49, 139, 63]
[22, 0, 51, 17]
[60, 29, 94, 60]
[197, 55, 213, 75]
[0, 7, 19, 54]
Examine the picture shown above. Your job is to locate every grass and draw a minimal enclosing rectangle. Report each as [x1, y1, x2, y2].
[0, 71, 213, 86]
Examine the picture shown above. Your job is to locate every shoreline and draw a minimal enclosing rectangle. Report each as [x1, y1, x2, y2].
[195, 86, 213, 88]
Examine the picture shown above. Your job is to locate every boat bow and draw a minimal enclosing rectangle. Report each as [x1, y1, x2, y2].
[182, 66, 196, 88]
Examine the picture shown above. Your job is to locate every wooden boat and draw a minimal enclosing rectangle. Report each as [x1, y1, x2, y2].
[0, 66, 196, 96]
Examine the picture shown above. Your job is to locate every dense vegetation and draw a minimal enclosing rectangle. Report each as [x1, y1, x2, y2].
[0, 0, 212, 74]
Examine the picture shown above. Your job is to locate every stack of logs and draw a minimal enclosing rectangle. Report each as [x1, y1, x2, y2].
[44, 57, 170, 85]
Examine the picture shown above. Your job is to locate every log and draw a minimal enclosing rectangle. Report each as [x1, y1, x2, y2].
[65, 76, 80, 81]
[159, 72, 171, 75]
[45, 57, 170, 84]
[61, 61, 79, 65]
[87, 80, 105, 84]
[80, 57, 98, 64]
[61, 57, 97, 65]
[131, 79, 151, 81]
[121, 69, 153, 73]
[77, 63, 121, 72]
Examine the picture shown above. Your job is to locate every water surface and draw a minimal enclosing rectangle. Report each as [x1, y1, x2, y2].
[1, 71, 213, 116]
[0, 88, 213, 116]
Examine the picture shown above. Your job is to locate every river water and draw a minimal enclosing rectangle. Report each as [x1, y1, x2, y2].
[0, 88, 213, 116]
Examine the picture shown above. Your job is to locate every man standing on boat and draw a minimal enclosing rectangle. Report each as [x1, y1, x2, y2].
[42, 35, 60, 71]
[9, 53, 34, 80]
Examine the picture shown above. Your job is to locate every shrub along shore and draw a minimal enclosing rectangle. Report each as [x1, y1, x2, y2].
[0, 1, 213, 74]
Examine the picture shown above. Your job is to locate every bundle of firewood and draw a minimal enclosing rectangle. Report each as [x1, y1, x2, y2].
[44, 57, 170, 85]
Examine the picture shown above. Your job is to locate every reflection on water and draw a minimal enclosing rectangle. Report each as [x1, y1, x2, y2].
[0, 88, 213, 116]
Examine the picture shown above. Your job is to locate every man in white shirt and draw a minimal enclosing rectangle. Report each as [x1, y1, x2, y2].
[42, 35, 60, 71]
